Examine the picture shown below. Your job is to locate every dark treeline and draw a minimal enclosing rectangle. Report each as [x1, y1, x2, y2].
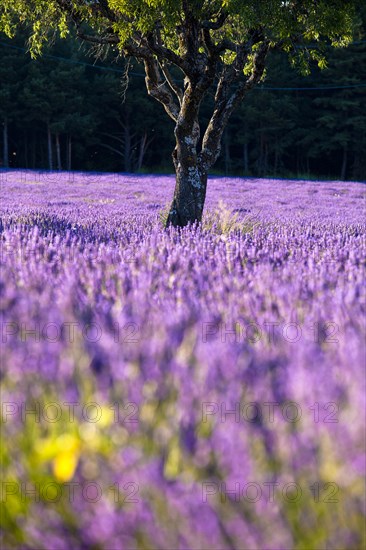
[1, 24, 365, 180]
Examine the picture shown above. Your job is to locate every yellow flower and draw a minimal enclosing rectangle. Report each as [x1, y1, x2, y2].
[53, 450, 79, 482]
[52, 434, 80, 481]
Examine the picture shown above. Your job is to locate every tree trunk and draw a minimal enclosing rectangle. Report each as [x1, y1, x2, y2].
[3, 118, 9, 168]
[137, 132, 151, 172]
[67, 135, 72, 171]
[55, 133, 62, 171]
[163, 72, 211, 229]
[31, 131, 36, 169]
[166, 118, 207, 227]
[166, 157, 208, 228]
[341, 144, 348, 180]
[47, 124, 53, 171]
[24, 129, 29, 169]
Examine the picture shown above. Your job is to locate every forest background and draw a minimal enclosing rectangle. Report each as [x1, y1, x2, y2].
[1, 23, 365, 181]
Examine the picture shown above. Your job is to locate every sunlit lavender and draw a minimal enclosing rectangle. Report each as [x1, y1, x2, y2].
[1, 170, 365, 549]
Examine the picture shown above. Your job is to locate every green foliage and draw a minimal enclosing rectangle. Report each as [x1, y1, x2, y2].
[0, 0, 359, 72]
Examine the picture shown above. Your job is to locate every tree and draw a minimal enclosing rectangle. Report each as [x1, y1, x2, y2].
[0, 40, 24, 167]
[1, 1, 360, 226]
[90, 71, 157, 173]
[309, 39, 366, 180]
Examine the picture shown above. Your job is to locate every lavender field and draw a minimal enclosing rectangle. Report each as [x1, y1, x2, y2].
[1, 170, 365, 550]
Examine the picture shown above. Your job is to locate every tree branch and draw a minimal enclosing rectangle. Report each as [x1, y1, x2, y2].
[212, 29, 267, 110]
[99, 143, 124, 158]
[145, 32, 193, 77]
[143, 56, 180, 123]
[100, 132, 126, 145]
[90, 0, 119, 23]
[199, 41, 270, 170]
[216, 38, 239, 54]
[159, 61, 184, 103]
[201, 10, 228, 31]
[76, 30, 119, 45]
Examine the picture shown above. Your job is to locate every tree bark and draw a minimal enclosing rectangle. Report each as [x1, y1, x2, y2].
[166, 154, 208, 228]
[55, 133, 62, 171]
[162, 59, 208, 227]
[166, 113, 208, 227]
[47, 124, 53, 171]
[24, 129, 29, 169]
[137, 132, 152, 172]
[67, 135, 72, 171]
[3, 118, 9, 168]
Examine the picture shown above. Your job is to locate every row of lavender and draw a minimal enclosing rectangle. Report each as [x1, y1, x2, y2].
[1, 171, 365, 549]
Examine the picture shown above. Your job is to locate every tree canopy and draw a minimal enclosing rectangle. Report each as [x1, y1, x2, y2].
[1, 1, 358, 95]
